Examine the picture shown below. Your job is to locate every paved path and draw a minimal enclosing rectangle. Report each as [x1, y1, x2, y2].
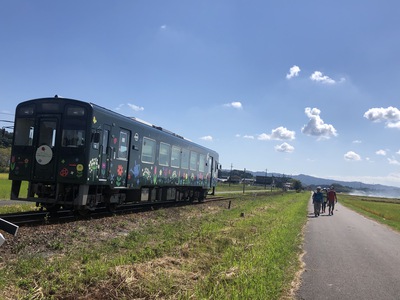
[296, 197, 400, 300]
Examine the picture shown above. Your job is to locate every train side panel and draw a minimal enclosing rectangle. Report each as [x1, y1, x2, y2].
[9, 97, 219, 212]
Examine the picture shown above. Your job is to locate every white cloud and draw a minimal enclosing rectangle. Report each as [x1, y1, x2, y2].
[257, 133, 270, 141]
[200, 135, 213, 141]
[388, 158, 400, 165]
[258, 126, 295, 141]
[243, 135, 255, 139]
[275, 142, 295, 153]
[160, 24, 167, 30]
[376, 149, 387, 156]
[224, 101, 243, 109]
[286, 65, 301, 79]
[363, 107, 400, 128]
[301, 107, 338, 139]
[344, 151, 361, 161]
[128, 103, 144, 112]
[115, 103, 144, 113]
[310, 71, 336, 84]
[352, 140, 362, 144]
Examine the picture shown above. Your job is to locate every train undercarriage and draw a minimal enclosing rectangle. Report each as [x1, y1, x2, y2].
[11, 180, 211, 214]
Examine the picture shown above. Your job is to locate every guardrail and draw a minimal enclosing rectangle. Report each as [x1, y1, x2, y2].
[0, 218, 19, 247]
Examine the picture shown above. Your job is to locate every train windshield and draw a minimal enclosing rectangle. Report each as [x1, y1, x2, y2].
[61, 106, 87, 147]
[14, 118, 35, 146]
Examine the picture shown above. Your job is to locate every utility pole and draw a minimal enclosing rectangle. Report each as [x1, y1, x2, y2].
[243, 168, 246, 194]
[229, 163, 233, 187]
[265, 168, 267, 189]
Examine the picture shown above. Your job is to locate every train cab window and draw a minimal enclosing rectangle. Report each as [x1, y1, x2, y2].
[181, 149, 189, 169]
[62, 129, 85, 147]
[171, 146, 181, 168]
[39, 120, 57, 147]
[142, 137, 156, 164]
[159, 142, 170, 166]
[199, 154, 206, 173]
[17, 105, 34, 116]
[190, 151, 198, 171]
[14, 118, 34, 146]
[66, 106, 86, 116]
[118, 130, 129, 160]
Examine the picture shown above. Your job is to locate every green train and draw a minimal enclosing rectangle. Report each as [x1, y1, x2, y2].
[9, 96, 220, 213]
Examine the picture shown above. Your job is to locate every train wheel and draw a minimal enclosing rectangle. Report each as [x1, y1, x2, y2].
[43, 204, 61, 213]
[108, 203, 118, 213]
[77, 208, 91, 217]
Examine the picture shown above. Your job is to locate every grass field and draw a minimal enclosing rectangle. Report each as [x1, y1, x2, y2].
[340, 194, 400, 232]
[0, 191, 309, 299]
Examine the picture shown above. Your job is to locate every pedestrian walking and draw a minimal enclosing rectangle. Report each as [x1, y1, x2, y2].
[321, 188, 328, 214]
[327, 186, 338, 215]
[312, 187, 324, 217]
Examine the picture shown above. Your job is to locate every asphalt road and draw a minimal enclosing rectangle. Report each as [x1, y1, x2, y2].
[296, 196, 400, 300]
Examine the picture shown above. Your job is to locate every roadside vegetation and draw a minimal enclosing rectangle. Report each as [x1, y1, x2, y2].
[340, 194, 400, 232]
[0, 185, 309, 299]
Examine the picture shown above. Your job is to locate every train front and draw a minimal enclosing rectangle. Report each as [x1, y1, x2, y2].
[9, 97, 92, 211]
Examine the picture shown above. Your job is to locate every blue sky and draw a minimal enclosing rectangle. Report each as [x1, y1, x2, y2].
[2, 1, 400, 187]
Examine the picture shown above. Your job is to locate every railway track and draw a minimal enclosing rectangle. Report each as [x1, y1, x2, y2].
[0, 196, 234, 227]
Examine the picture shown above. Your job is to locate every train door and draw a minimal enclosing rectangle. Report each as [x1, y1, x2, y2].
[33, 117, 59, 181]
[207, 155, 215, 189]
[99, 124, 111, 181]
[110, 128, 130, 188]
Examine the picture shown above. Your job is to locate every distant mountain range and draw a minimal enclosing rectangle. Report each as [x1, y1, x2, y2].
[251, 172, 400, 198]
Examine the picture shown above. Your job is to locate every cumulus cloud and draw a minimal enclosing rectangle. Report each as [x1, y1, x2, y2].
[344, 151, 361, 161]
[286, 65, 301, 79]
[243, 135, 255, 139]
[301, 107, 338, 139]
[115, 103, 144, 113]
[388, 158, 400, 165]
[352, 140, 362, 144]
[364, 106, 400, 128]
[224, 101, 243, 109]
[310, 71, 336, 84]
[275, 142, 295, 153]
[200, 135, 213, 141]
[257, 126, 295, 141]
[128, 103, 144, 112]
[376, 149, 387, 156]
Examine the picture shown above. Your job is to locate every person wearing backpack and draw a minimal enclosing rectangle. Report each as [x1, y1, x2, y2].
[312, 187, 324, 217]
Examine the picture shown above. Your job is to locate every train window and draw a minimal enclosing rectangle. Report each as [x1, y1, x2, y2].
[181, 149, 189, 169]
[171, 146, 181, 168]
[159, 142, 170, 166]
[41, 103, 60, 111]
[66, 106, 86, 117]
[17, 105, 34, 116]
[14, 118, 34, 146]
[39, 120, 57, 147]
[190, 151, 198, 171]
[62, 129, 85, 147]
[199, 154, 206, 172]
[118, 130, 129, 160]
[142, 137, 156, 164]
[102, 130, 109, 154]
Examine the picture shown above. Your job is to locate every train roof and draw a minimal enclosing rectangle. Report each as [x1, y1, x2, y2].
[17, 96, 217, 154]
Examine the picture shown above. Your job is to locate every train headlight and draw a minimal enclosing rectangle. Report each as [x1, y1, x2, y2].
[0, 233, 5, 247]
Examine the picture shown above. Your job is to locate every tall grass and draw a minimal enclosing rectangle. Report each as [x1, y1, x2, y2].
[1, 192, 309, 299]
[340, 194, 400, 232]
[0, 173, 28, 200]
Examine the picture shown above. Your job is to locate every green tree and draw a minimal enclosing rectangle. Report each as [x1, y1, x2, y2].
[0, 147, 11, 172]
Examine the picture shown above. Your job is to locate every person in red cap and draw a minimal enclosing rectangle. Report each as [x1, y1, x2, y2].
[327, 186, 338, 215]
